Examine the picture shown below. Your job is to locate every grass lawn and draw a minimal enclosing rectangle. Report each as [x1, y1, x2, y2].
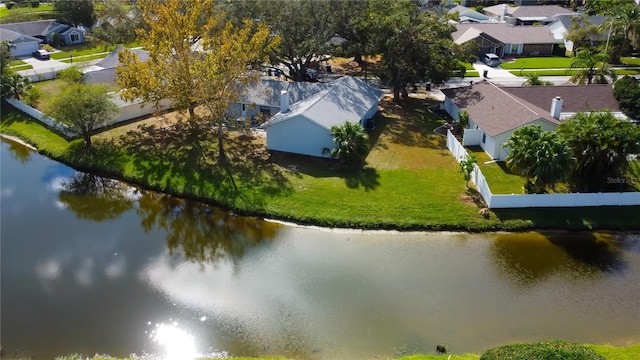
[465, 71, 480, 77]
[8, 59, 33, 71]
[49, 42, 119, 60]
[621, 57, 640, 66]
[2, 95, 640, 231]
[509, 69, 579, 76]
[0, 4, 54, 22]
[33, 79, 66, 113]
[615, 69, 640, 75]
[500, 56, 572, 69]
[465, 146, 525, 194]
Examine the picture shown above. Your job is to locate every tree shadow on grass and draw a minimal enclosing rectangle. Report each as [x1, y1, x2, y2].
[268, 151, 382, 191]
[378, 97, 448, 149]
[116, 120, 292, 211]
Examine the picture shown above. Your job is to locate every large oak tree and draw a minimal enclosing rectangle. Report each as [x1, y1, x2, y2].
[116, 0, 278, 164]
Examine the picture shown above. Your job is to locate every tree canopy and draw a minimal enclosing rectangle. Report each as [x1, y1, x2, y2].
[54, 0, 96, 28]
[505, 125, 572, 194]
[225, 0, 339, 82]
[557, 112, 640, 192]
[92, 0, 141, 45]
[116, 0, 279, 164]
[569, 49, 616, 85]
[360, 0, 476, 102]
[613, 76, 640, 120]
[48, 83, 117, 148]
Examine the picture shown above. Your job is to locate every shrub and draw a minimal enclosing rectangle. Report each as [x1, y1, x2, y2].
[480, 340, 606, 360]
[29, 0, 40, 8]
[5, 2, 16, 10]
[23, 86, 42, 107]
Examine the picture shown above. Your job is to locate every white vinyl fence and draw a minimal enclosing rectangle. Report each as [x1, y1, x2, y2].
[446, 130, 640, 208]
[5, 97, 75, 138]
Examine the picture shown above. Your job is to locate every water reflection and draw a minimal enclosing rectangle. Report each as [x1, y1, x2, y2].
[5, 137, 34, 163]
[58, 172, 138, 221]
[492, 232, 626, 286]
[136, 192, 281, 265]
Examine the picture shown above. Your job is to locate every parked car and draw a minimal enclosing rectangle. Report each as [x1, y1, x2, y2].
[32, 49, 50, 60]
[482, 53, 500, 67]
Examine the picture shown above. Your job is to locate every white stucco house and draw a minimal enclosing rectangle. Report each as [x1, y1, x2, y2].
[441, 81, 624, 160]
[261, 76, 383, 158]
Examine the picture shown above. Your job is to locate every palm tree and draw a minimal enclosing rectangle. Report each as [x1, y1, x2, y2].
[611, 4, 640, 59]
[322, 121, 370, 166]
[521, 73, 553, 86]
[569, 49, 617, 85]
[1, 73, 32, 100]
[505, 125, 572, 194]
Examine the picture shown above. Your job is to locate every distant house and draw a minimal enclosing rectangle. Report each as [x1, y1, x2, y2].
[548, 15, 608, 54]
[262, 76, 383, 158]
[40, 22, 85, 45]
[0, 28, 42, 57]
[227, 79, 332, 121]
[448, 5, 493, 24]
[0, 20, 85, 46]
[483, 4, 576, 26]
[452, 23, 557, 57]
[82, 46, 150, 86]
[441, 81, 623, 160]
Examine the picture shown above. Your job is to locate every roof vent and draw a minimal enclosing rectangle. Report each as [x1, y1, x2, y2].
[280, 90, 289, 113]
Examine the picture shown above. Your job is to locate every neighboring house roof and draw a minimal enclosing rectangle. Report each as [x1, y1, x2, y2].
[82, 47, 150, 85]
[264, 76, 383, 130]
[242, 79, 332, 107]
[503, 84, 621, 113]
[452, 23, 556, 45]
[41, 22, 83, 37]
[94, 46, 150, 69]
[0, 20, 54, 37]
[0, 28, 42, 44]
[484, 4, 576, 22]
[442, 81, 560, 137]
[449, 5, 492, 23]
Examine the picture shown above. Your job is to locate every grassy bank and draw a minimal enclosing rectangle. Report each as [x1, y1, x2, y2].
[2, 97, 639, 232]
[42, 343, 640, 360]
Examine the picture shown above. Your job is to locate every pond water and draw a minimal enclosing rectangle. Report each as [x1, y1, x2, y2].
[1, 138, 639, 359]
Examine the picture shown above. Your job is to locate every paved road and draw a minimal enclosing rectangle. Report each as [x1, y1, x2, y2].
[16, 56, 70, 81]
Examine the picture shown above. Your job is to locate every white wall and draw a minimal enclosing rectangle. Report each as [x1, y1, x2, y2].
[112, 98, 172, 123]
[5, 97, 74, 138]
[446, 129, 640, 208]
[462, 128, 483, 146]
[266, 116, 335, 158]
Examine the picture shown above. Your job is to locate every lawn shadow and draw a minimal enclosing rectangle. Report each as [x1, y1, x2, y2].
[378, 96, 448, 149]
[268, 151, 381, 191]
[117, 119, 292, 211]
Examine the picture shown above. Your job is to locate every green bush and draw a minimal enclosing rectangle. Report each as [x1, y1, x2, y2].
[6, 2, 16, 10]
[30, 0, 40, 8]
[480, 341, 606, 360]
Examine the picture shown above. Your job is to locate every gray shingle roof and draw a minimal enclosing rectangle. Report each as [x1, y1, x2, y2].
[483, 4, 575, 20]
[242, 79, 331, 107]
[95, 47, 150, 69]
[0, 28, 42, 44]
[442, 81, 560, 137]
[0, 20, 54, 37]
[264, 76, 383, 130]
[503, 84, 620, 113]
[453, 23, 556, 44]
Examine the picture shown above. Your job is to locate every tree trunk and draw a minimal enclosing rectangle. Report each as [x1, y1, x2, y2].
[188, 106, 196, 121]
[83, 133, 92, 149]
[393, 86, 401, 103]
[354, 53, 363, 67]
[217, 126, 227, 165]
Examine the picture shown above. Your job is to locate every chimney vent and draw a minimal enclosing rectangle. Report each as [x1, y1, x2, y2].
[550, 96, 563, 120]
[501, 4, 508, 22]
[280, 90, 289, 113]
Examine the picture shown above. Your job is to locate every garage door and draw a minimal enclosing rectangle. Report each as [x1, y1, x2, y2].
[11, 41, 39, 57]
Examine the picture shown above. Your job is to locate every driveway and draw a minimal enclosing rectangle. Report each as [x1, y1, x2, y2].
[16, 56, 71, 81]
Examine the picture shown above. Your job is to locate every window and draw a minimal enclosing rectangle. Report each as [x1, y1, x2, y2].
[70, 33, 80, 43]
[482, 133, 486, 144]
[509, 44, 523, 54]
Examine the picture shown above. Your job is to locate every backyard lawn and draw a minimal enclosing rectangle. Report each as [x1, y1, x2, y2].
[500, 56, 572, 69]
[464, 146, 525, 194]
[621, 57, 640, 66]
[0, 4, 54, 23]
[33, 79, 66, 113]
